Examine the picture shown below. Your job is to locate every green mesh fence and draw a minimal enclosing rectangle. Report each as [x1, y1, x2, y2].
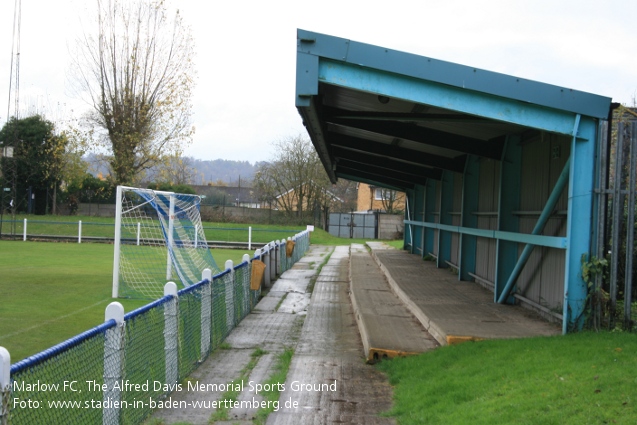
[8, 322, 113, 425]
[3, 230, 309, 425]
[120, 298, 170, 425]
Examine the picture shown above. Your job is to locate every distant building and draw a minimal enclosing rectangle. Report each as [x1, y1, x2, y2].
[356, 183, 405, 213]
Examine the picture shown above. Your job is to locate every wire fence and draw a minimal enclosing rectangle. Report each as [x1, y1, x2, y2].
[0, 218, 303, 246]
[0, 230, 310, 425]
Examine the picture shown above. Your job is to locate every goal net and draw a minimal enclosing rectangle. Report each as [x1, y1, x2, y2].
[112, 185, 220, 298]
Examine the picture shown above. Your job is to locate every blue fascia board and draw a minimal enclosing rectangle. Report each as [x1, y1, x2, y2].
[297, 29, 611, 120]
[318, 60, 587, 137]
[405, 220, 568, 249]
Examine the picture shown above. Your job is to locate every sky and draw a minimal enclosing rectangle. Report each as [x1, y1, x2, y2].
[0, 0, 636, 164]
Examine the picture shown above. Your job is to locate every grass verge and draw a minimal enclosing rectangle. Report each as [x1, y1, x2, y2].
[377, 332, 637, 424]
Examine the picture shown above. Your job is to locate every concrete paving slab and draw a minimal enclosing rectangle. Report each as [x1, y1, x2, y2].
[226, 352, 278, 422]
[369, 246, 561, 345]
[225, 312, 304, 351]
[149, 348, 254, 425]
[270, 278, 310, 294]
[314, 265, 349, 282]
[253, 291, 287, 313]
[277, 292, 311, 315]
[275, 269, 318, 280]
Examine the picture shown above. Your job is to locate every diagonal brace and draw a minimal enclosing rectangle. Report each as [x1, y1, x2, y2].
[497, 156, 571, 303]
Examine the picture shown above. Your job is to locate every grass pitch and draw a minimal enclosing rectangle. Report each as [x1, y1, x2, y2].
[0, 240, 252, 363]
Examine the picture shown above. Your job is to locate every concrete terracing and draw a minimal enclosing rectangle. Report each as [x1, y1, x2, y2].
[366, 242, 561, 345]
[349, 244, 438, 362]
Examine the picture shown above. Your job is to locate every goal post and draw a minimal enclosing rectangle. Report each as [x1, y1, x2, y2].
[112, 185, 220, 299]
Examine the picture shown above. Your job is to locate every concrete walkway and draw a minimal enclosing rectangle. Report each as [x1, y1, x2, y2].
[367, 242, 561, 345]
[267, 246, 394, 425]
[150, 244, 394, 425]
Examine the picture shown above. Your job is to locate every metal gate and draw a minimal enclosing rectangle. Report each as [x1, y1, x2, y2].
[328, 212, 377, 239]
[595, 114, 637, 331]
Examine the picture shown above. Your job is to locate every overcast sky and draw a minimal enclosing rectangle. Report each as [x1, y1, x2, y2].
[1, 0, 636, 164]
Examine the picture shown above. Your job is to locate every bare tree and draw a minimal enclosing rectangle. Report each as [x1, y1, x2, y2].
[253, 135, 333, 220]
[379, 188, 402, 214]
[146, 154, 195, 185]
[72, 0, 195, 185]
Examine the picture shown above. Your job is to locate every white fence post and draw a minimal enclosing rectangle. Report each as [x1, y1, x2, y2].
[136, 222, 141, 246]
[103, 302, 125, 425]
[248, 226, 252, 250]
[263, 245, 271, 288]
[23, 218, 26, 241]
[243, 255, 251, 307]
[0, 346, 10, 425]
[78, 220, 82, 244]
[201, 269, 212, 360]
[275, 240, 280, 277]
[164, 282, 179, 388]
[224, 260, 235, 330]
[269, 242, 277, 281]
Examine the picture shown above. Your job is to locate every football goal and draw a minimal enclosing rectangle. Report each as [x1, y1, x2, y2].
[112, 185, 220, 298]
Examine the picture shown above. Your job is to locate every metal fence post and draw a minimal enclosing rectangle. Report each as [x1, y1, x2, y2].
[0, 347, 10, 425]
[78, 220, 82, 244]
[201, 269, 212, 360]
[164, 282, 179, 387]
[103, 302, 125, 425]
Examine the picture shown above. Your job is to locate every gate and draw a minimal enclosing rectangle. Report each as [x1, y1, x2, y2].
[328, 212, 378, 239]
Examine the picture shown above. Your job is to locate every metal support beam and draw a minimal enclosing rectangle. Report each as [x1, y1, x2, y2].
[424, 179, 437, 255]
[495, 136, 522, 303]
[459, 155, 480, 281]
[413, 184, 426, 256]
[563, 115, 596, 333]
[437, 171, 454, 268]
[405, 191, 414, 251]
[497, 155, 572, 304]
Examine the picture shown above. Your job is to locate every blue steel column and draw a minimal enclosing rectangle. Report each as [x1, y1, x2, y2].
[405, 190, 414, 252]
[413, 184, 426, 257]
[424, 179, 437, 256]
[459, 155, 480, 281]
[437, 170, 454, 268]
[563, 116, 597, 333]
[494, 136, 522, 302]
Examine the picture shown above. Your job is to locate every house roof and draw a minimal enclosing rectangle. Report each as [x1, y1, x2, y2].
[295, 29, 613, 190]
